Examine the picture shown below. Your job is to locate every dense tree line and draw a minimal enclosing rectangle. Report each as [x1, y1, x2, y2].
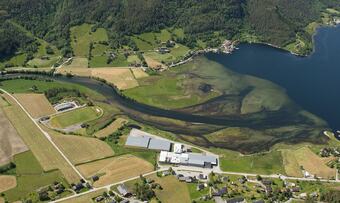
[0, 21, 38, 60]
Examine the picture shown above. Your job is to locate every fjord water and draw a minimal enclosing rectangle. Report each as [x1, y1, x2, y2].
[207, 25, 340, 129]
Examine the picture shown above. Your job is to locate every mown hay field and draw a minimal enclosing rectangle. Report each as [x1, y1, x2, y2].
[56, 66, 91, 77]
[131, 68, 148, 79]
[49, 131, 114, 165]
[77, 155, 154, 187]
[49, 106, 102, 128]
[94, 118, 128, 138]
[143, 55, 166, 69]
[2, 94, 80, 183]
[0, 108, 28, 165]
[92, 68, 139, 90]
[56, 67, 141, 90]
[152, 175, 191, 203]
[14, 93, 55, 118]
[282, 147, 335, 179]
[281, 149, 303, 177]
[63, 57, 89, 68]
[0, 175, 17, 193]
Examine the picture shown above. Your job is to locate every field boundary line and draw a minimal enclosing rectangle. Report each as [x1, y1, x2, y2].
[0, 88, 86, 182]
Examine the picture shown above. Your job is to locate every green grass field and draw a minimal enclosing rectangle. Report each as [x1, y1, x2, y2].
[70, 24, 109, 57]
[0, 79, 102, 98]
[124, 76, 203, 109]
[50, 106, 102, 128]
[3, 151, 68, 203]
[123, 61, 220, 109]
[215, 148, 286, 175]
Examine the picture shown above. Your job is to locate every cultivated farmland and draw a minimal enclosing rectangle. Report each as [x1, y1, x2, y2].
[131, 68, 149, 79]
[151, 175, 191, 203]
[63, 57, 89, 68]
[0, 176, 17, 193]
[56, 67, 92, 77]
[91, 68, 139, 89]
[282, 147, 335, 179]
[14, 93, 56, 118]
[281, 149, 303, 177]
[77, 155, 154, 187]
[49, 106, 102, 128]
[1, 94, 80, 183]
[49, 131, 114, 165]
[143, 55, 166, 69]
[94, 118, 128, 138]
[3, 151, 68, 202]
[56, 67, 140, 90]
[0, 108, 28, 165]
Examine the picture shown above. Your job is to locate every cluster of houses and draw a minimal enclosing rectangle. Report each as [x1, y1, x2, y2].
[157, 40, 176, 54]
[125, 129, 218, 169]
[71, 179, 91, 193]
[37, 181, 67, 201]
[319, 147, 340, 157]
[93, 189, 129, 203]
[220, 40, 236, 54]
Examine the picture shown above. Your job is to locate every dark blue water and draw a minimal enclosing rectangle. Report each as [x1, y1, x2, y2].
[207, 25, 340, 129]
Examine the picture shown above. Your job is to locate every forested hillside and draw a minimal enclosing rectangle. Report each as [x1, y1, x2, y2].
[0, 0, 339, 60]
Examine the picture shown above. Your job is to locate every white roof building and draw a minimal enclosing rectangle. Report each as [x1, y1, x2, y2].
[174, 143, 183, 153]
[159, 151, 217, 168]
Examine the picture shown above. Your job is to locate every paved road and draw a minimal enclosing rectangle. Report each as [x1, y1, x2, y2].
[0, 89, 87, 181]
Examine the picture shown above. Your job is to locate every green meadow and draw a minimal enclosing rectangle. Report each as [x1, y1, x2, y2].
[3, 151, 68, 202]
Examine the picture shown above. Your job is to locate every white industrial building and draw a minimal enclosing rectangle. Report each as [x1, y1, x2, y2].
[159, 151, 217, 168]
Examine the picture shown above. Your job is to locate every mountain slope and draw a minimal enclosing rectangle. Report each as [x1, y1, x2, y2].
[0, 0, 339, 60]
